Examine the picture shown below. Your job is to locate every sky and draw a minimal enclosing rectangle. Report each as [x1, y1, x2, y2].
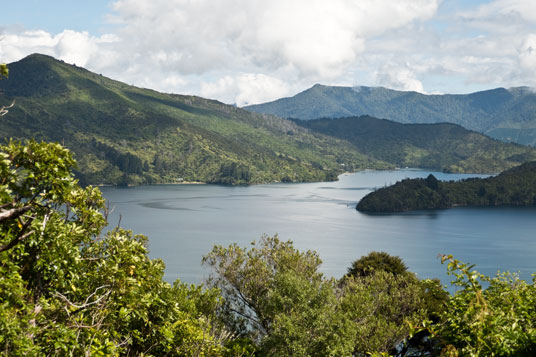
[2, 0, 536, 106]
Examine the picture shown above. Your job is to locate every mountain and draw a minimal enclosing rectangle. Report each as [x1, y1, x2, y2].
[356, 161, 536, 212]
[0, 54, 380, 186]
[293, 116, 536, 174]
[245, 84, 536, 146]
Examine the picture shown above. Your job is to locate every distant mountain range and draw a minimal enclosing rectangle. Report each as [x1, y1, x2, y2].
[245, 84, 536, 146]
[1, 54, 535, 186]
[0, 54, 377, 185]
[293, 116, 536, 174]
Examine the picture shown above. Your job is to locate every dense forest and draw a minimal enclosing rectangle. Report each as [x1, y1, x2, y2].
[0, 54, 381, 186]
[357, 161, 536, 212]
[293, 116, 536, 174]
[245, 84, 536, 146]
[1, 140, 536, 356]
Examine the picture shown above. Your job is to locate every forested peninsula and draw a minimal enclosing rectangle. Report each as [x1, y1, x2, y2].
[357, 161, 536, 212]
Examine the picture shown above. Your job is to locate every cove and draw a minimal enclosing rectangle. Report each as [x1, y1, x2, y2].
[101, 169, 536, 285]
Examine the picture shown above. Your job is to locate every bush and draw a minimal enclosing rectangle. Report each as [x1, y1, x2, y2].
[347, 251, 408, 277]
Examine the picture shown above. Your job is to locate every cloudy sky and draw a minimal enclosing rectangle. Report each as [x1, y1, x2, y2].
[2, 0, 536, 105]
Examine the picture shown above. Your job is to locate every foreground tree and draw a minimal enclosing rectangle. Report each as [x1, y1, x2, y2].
[203, 238, 451, 356]
[0, 140, 226, 355]
[341, 271, 429, 355]
[426, 256, 536, 356]
[0, 63, 14, 116]
[203, 235, 355, 356]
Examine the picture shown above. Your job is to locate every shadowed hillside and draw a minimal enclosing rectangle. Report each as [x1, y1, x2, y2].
[293, 116, 536, 174]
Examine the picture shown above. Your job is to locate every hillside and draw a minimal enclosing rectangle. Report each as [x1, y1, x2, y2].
[293, 116, 536, 174]
[245, 84, 536, 146]
[0, 54, 382, 185]
[356, 161, 536, 212]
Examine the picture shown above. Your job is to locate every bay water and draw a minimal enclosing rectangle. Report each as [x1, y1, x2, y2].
[101, 169, 536, 286]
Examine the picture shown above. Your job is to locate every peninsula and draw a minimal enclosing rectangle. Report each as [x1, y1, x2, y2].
[357, 161, 536, 212]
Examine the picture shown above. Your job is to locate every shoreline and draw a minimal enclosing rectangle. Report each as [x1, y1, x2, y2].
[94, 167, 495, 189]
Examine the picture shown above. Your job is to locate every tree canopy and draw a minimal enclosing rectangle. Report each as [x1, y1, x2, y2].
[0, 140, 227, 355]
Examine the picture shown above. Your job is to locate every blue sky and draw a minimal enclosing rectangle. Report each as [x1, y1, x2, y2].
[4, 1, 112, 34]
[2, 0, 536, 105]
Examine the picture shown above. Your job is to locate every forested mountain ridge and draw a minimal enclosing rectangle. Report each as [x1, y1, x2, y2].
[356, 161, 536, 212]
[245, 84, 536, 146]
[0, 54, 381, 185]
[293, 116, 536, 174]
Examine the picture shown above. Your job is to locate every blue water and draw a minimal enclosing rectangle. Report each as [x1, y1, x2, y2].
[101, 169, 536, 286]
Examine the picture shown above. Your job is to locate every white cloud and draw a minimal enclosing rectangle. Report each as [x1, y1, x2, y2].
[374, 64, 425, 93]
[55, 31, 99, 67]
[201, 73, 290, 106]
[107, 0, 438, 77]
[446, 1, 536, 88]
[6, 1, 536, 101]
[22, 0, 536, 103]
[463, 0, 536, 24]
[1, 0, 442, 103]
[351, 0, 536, 94]
[103, 0, 440, 101]
[519, 34, 536, 72]
[0, 29, 119, 68]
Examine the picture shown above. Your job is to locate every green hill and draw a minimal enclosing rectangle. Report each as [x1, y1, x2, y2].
[245, 84, 536, 146]
[0, 54, 381, 185]
[356, 161, 536, 212]
[293, 116, 536, 174]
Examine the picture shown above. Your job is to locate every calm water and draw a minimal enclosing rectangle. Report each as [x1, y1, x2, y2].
[101, 170, 536, 286]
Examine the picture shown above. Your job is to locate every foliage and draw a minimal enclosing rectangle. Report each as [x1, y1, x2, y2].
[0, 54, 381, 186]
[202, 237, 449, 356]
[215, 162, 252, 185]
[347, 251, 408, 277]
[203, 235, 356, 356]
[0, 63, 14, 117]
[357, 161, 536, 212]
[0, 64, 7, 78]
[0, 140, 227, 355]
[423, 256, 536, 356]
[293, 116, 536, 174]
[341, 271, 430, 355]
[342, 252, 447, 355]
[246, 83, 536, 146]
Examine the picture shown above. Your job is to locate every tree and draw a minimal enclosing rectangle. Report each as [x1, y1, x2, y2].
[0, 140, 227, 355]
[203, 235, 355, 356]
[425, 256, 536, 356]
[347, 251, 408, 277]
[426, 174, 439, 191]
[0, 63, 15, 116]
[342, 252, 447, 355]
[341, 271, 430, 355]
